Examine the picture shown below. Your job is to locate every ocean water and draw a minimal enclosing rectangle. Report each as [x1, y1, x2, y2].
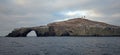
[0, 37, 120, 55]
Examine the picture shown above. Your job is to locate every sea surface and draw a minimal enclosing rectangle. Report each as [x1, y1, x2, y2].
[0, 37, 120, 55]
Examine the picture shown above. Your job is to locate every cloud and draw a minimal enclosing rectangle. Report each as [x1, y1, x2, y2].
[0, 0, 120, 36]
[62, 10, 103, 18]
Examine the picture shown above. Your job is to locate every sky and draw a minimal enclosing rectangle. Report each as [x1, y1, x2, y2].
[0, 0, 120, 36]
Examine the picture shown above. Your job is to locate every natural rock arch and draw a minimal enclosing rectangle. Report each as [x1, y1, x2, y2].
[26, 30, 37, 37]
[6, 26, 50, 37]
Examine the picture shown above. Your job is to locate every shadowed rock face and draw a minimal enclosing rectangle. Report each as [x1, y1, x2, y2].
[6, 18, 120, 37]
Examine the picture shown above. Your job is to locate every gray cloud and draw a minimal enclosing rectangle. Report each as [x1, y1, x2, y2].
[0, 0, 120, 36]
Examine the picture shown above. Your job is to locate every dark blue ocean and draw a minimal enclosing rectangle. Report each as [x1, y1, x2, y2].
[0, 37, 120, 55]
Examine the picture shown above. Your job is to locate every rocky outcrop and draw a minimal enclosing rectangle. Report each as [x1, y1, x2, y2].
[6, 26, 49, 37]
[6, 18, 120, 37]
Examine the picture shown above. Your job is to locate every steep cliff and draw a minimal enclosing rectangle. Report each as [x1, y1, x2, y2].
[6, 18, 120, 37]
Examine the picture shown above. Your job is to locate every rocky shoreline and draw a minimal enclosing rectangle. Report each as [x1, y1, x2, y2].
[6, 18, 120, 37]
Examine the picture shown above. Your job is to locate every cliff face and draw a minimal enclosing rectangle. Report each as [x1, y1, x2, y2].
[48, 18, 120, 36]
[6, 18, 120, 37]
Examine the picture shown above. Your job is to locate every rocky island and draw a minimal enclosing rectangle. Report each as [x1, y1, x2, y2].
[6, 18, 120, 37]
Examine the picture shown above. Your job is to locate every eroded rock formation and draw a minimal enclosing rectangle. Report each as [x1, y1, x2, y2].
[6, 26, 49, 37]
[6, 18, 120, 37]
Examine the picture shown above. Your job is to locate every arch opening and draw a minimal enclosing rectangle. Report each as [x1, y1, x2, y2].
[27, 30, 37, 37]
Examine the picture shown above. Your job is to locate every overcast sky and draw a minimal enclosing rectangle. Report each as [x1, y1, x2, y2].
[0, 0, 120, 36]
